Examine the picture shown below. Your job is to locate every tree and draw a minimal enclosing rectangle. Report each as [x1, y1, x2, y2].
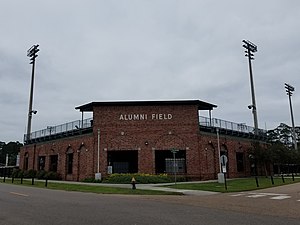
[248, 142, 271, 176]
[267, 123, 300, 148]
[267, 123, 300, 174]
[0, 141, 5, 166]
[0, 141, 23, 166]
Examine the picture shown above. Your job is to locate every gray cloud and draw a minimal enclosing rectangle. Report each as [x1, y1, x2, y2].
[0, 0, 300, 142]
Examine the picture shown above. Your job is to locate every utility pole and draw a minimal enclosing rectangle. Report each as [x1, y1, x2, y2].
[285, 83, 297, 150]
[26, 44, 39, 141]
[242, 40, 259, 135]
[170, 149, 179, 185]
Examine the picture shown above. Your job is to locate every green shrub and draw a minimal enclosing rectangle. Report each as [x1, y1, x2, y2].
[37, 170, 47, 179]
[23, 169, 37, 178]
[12, 169, 23, 178]
[102, 173, 186, 184]
[18, 170, 61, 180]
[81, 177, 102, 183]
[102, 174, 132, 183]
[45, 171, 61, 180]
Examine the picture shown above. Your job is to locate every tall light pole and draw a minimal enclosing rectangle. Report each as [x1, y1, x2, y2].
[216, 128, 221, 173]
[242, 40, 259, 135]
[26, 44, 39, 141]
[216, 128, 224, 183]
[285, 83, 297, 150]
[95, 128, 101, 181]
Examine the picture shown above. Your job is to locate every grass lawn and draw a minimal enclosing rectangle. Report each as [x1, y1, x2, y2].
[0, 178, 182, 195]
[167, 177, 300, 193]
[2, 176, 299, 194]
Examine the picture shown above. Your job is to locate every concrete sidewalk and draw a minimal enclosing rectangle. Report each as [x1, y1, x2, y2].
[133, 184, 218, 196]
[45, 179, 219, 196]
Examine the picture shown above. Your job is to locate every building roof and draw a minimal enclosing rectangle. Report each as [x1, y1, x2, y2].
[75, 100, 217, 112]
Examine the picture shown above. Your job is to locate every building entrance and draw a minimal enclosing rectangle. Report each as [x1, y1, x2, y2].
[155, 150, 186, 174]
[107, 150, 138, 173]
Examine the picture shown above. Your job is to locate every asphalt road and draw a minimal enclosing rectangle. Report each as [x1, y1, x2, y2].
[0, 182, 299, 225]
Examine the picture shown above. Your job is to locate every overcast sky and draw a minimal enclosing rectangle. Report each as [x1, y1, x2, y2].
[1, 0, 300, 143]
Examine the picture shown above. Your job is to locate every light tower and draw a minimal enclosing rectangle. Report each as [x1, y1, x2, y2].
[26, 44, 39, 141]
[242, 40, 258, 135]
[285, 83, 297, 150]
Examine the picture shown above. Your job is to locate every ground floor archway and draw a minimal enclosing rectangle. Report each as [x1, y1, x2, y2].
[155, 150, 186, 174]
[107, 150, 138, 173]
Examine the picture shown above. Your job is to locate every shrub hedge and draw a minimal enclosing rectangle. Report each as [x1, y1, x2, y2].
[102, 173, 186, 184]
[12, 169, 61, 180]
[11, 170, 184, 184]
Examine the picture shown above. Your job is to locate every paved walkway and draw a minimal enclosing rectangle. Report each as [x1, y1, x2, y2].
[133, 182, 219, 196]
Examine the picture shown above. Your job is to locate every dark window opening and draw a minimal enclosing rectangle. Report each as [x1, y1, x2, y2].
[107, 151, 138, 173]
[236, 152, 244, 172]
[155, 150, 186, 174]
[38, 156, 46, 171]
[50, 155, 58, 172]
[220, 145, 228, 157]
[165, 158, 186, 174]
[24, 153, 29, 170]
[67, 153, 73, 174]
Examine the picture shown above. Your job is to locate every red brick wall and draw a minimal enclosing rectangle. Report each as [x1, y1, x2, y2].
[20, 103, 267, 181]
[20, 134, 94, 181]
[93, 104, 201, 177]
[198, 132, 254, 180]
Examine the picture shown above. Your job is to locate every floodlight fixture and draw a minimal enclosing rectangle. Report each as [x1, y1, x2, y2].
[242, 40, 257, 53]
[285, 83, 295, 96]
[27, 44, 39, 63]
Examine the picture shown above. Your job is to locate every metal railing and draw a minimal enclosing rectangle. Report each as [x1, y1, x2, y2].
[24, 115, 267, 143]
[24, 117, 93, 143]
[199, 116, 267, 137]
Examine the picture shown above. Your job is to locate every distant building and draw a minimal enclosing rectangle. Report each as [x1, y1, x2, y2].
[20, 100, 268, 181]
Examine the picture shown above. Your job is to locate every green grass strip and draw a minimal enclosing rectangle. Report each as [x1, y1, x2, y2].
[167, 177, 300, 193]
[0, 179, 181, 195]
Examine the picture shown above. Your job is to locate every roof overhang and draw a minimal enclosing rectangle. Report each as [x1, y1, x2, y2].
[75, 100, 217, 112]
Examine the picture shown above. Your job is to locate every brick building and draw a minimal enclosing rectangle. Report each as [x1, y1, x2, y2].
[20, 100, 267, 181]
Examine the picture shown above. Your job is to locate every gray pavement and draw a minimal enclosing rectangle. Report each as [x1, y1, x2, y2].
[2, 182, 299, 225]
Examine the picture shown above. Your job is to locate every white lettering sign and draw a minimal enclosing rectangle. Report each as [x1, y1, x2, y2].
[119, 114, 148, 121]
[119, 113, 172, 121]
[151, 113, 172, 120]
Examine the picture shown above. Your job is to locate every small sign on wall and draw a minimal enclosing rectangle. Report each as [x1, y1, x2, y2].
[222, 165, 227, 173]
[107, 166, 113, 174]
